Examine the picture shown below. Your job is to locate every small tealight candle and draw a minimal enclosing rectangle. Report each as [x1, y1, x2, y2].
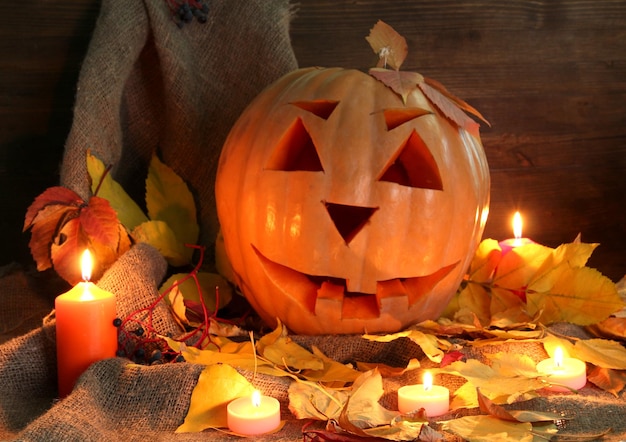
[55, 250, 117, 398]
[499, 211, 535, 255]
[397, 371, 449, 417]
[227, 390, 281, 435]
[536, 346, 587, 392]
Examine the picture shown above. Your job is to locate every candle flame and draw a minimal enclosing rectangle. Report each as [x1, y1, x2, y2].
[81, 250, 93, 282]
[554, 346, 564, 368]
[251, 390, 262, 407]
[513, 211, 523, 240]
[423, 371, 433, 392]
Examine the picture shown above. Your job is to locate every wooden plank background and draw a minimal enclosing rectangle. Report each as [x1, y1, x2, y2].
[1, 0, 624, 282]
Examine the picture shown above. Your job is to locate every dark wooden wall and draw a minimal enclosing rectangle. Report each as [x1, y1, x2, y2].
[1, 0, 625, 282]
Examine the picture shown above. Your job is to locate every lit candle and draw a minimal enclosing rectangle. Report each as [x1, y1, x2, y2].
[499, 211, 535, 255]
[536, 346, 587, 392]
[227, 390, 281, 435]
[397, 371, 449, 417]
[55, 250, 117, 398]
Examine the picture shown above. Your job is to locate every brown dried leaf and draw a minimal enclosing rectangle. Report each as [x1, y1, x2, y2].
[23, 186, 83, 230]
[365, 20, 408, 70]
[369, 68, 424, 104]
[587, 365, 626, 396]
[477, 388, 518, 422]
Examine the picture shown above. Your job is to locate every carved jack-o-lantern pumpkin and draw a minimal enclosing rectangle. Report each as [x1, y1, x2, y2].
[215, 67, 490, 335]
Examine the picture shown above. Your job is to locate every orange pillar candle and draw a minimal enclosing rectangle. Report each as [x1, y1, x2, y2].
[55, 250, 117, 397]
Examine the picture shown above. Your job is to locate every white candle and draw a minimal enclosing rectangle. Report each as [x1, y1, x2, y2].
[397, 371, 449, 417]
[536, 346, 587, 392]
[227, 390, 280, 435]
[499, 211, 535, 255]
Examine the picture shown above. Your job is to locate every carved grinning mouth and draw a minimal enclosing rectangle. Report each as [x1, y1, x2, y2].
[252, 245, 458, 320]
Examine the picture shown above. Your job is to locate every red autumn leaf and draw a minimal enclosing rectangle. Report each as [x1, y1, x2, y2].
[26, 204, 79, 271]
[441, 350, 465, 367]
[23, 186, 83, 230]
[24, 185, 130, 284]
[80, 196, 121, 247]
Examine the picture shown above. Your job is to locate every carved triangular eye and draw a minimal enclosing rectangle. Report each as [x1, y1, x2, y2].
[265, 118, 324, 172]
[379, 130, 443, 190]
[291, 100, 339, 120]
[324, 202, 378, 244]
[383, 108, 432, 130]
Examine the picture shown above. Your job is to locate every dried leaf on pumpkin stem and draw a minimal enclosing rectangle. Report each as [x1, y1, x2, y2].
[366, 20, 407, 70]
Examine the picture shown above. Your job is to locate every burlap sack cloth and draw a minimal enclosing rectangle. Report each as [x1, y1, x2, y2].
[1, 0, 626, 440]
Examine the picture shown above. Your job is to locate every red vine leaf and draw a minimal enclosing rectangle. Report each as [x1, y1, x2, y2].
[24, 186, 130, 284]
[365, 20, 408, 70]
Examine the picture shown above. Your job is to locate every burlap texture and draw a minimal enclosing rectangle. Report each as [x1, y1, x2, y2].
[1, 0, 626, 440]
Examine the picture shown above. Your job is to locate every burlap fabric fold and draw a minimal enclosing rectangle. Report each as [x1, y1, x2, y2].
[2, 0, 626, 440]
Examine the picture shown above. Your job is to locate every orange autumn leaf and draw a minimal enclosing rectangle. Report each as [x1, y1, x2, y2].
[366, 21, 488, 134]
[587, 366, 626, 397]
[24, 186, 130, 284]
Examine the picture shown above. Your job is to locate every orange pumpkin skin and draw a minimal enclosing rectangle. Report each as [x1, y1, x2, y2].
[216, 67, 490, 335]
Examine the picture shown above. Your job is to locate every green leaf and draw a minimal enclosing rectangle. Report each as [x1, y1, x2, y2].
[176, 363, 255, 433]
[145, 155, 199, 260]
[131, 220, 189, 266]
[86, 151, 148, 230]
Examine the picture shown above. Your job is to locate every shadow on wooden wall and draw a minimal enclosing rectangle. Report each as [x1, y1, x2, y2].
[1, 0, 624, 281]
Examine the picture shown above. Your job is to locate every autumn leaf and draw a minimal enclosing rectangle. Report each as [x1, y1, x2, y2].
[146, 155, 198, 264]
[369, 68, 423, 105]
[587, 365, 626, 396]
[176, 363, 256, 433]
[442, 415, 543, 442]
[24, 185, 130, 284]
[366, 21, 488, 133]
[86, 151, 148, 230]
[363, 329, 451, 363]
[527, 266, 622, 325]
[572, 338, 626, 370]
[438, 358, 544, 403]
[338, 369, 426, 441]
[23, 186, 84, 271]
[288, 380, 348, 421]
[366, 20, 407, 70]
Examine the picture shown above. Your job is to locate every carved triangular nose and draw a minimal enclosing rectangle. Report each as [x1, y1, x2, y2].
[324, 201, 378, 244]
